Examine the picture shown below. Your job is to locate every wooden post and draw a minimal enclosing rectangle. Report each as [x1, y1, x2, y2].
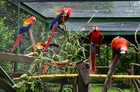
[28, 29, 36, 51]
[72, 78, 78, 92]
[76, 61, 91, 92]
[102, 53, 121, 92]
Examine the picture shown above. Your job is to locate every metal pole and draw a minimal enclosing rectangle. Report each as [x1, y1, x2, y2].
[14, 2, 20, 72]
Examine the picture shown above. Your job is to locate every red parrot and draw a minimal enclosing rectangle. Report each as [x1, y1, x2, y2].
[103, 36, 128, 92]
[44, 7, 72, 52]
[111, 36, 128, 62]
[11, 16, 36, 53]
[87, 25, 104, 73]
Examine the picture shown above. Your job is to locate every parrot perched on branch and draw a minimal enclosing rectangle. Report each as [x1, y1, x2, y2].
[35, 41, 59, 54]
[11, 16, 36, 53]
[102, 36, 128, 92]
[44, 7, 72, 52]
[111, 36, 128, 62]
[26, 41, 59, 56]
[49, 7, 72, 30]
[26, 41, 59, 74]
[87, 25, 104, 73]
[35, 41, 59, 74]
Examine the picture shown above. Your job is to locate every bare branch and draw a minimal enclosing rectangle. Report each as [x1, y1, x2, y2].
[117, 88, 122, 92]
[131, 63, 140, 66]
[81, 13, 95, 31]
[127, 41, 139, 52]
[134, 24, 140, 49]
[125, 24, 140, 54]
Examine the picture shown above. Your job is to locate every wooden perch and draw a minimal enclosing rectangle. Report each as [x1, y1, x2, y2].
[28, 29, 36, 51]
[102, 53, 121, 92]
[0, 52, 35, 63]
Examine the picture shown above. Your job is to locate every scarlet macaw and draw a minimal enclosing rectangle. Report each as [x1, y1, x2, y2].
[102, 37, 128, 91]
[87, 25, 104, 73]
[111, 36, 128, 62]
[35, 41, 59, 54]
[49, 7, 72, 30]
[11, 16, 36, 53]
[44, 7, 72, 52]
[26, 41, 59, 56]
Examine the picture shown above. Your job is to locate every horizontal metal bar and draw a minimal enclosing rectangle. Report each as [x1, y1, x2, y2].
[13, 74, 140, 80]
[46, 17, 140, 23]
[102, 31, 138, 35]
[72, 31, 139, 35]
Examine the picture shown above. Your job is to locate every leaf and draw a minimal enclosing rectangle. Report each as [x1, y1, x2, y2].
[30, 81, 35, 91]
[20, 74, 28, 80]
[12, 82, 24, 89]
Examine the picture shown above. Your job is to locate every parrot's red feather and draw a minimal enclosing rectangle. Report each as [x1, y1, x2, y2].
[111, 37, 128, 62]
[88, 25, 104, 74]
[10, 34, 23, 53]
[90, 46, 96, 73]
[43, 64, 47, 74]
[44, 23, 58, 52]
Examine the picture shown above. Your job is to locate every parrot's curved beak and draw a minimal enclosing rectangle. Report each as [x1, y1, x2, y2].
[93, 26, 96, 31]
[120, 47, 127, 54]
[34, 18, 36, 21]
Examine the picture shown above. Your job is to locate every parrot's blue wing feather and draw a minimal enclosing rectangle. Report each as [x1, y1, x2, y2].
[19, 24, 32, 34]
[50, 12, 64, 29]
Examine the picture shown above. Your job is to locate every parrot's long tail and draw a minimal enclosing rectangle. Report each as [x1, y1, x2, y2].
[10, 34, 23, 53]
[44, 22, 58, 52]
[90, 45, 96, 73]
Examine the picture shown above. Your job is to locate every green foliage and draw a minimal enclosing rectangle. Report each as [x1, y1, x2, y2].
[96, 45, 112, 66]
[96, 45, 136, 74]
[0, 17, 13, 52]
[0, 17, 13, 70]
[53, 31, 88, 62]
[13, 74, 44, 92]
